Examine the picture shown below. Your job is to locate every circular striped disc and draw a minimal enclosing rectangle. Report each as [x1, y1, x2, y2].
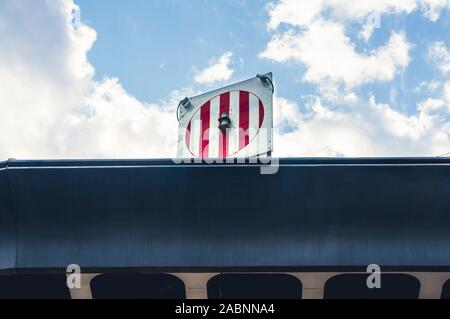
[185, 90, 265, 158]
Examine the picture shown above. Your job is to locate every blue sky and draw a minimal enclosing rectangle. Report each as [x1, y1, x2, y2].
[76, 0, 277, 101]
[0, 0, 450, 159]
[77, 0, 449, 112]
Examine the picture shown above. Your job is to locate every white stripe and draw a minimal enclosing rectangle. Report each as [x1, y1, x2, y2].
[178, 123, 186, 157]
[208, 96, 220, 158]
[246, 94, 260, 157]
[189, 111, 201, 157]
[228, 91, 240, 156]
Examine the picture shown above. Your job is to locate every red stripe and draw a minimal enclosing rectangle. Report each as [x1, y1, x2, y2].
[200, 101, 210, 158]
[219, 92, 230, 157]
[259, 100, 264, 127]
[239, 91, 249, 150]
[185, 121, 191, 151]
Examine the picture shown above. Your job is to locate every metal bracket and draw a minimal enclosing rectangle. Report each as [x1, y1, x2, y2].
[177, 97, 192, 122]
[257, 74, 274, 94]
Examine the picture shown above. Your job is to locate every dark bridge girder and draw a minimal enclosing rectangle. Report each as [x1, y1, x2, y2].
[1, 157, 450, 272]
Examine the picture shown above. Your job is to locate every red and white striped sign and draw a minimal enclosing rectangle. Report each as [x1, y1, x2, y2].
[185, 90, 265, 158]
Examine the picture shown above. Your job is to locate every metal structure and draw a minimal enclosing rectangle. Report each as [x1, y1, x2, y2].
[177, 73, 274, 158]
[1, 157, 450, 271]
[1, 157, 450, 298]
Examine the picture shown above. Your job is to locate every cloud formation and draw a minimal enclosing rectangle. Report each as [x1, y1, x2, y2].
[0, 0, 182, 159]
[264, 1, 450, 157]
[266, 0, 449, 30]
[261, 0, 450, 93]
[1, 0, 449, 160]
[420, 0, 450, 21]
[267, 0, 417, 30]
[273, 94, 450, 157]
[429, 42, 450, 75]
[194, 52, 234, 85]
[260, 22, 410, 89]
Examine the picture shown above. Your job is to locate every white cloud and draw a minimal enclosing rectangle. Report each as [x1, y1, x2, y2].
[0, 0, 181, 159]
[194, 52, 234, 85]
[419, 0, 450, 21]
[262, 0, 450, 94]
[266, 0, 325, 30]
[359, 21, 377, 43]
[260, 20, 411, 89]
[445, 82, 450, 102]
[429, 42, 450, 75]
[264, 4, 450, 158]
[59, 78, 191, 158]
[419, 81, 450, 112]
[2, 0, 449, 160]
[266, 0, 447, 30]
[273, 94, 450, 157]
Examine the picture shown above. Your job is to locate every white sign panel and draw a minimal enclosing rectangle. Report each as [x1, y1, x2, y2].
[177, 73, 273, 158]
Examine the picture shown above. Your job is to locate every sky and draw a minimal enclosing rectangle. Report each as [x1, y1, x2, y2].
[1, 0, 450, 159]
